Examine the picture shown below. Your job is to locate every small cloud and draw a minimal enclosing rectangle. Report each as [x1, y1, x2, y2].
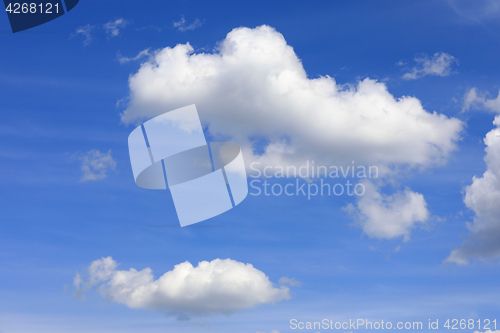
[402, 52, 458, 80]
[103, 18, 130, 38]
[173, 15, 203, 32]
[78, 149, 116, 182]
[462, 87, 480, 112]
[462, 88, 500, 113]
[345, 180, 429, 242]
[278, 276, 301, 287]
[256, 330, 280, 333]
[393, 245, 401, 253]
[117, 48, 150, 64]
[73, 24, 95, 46]
[73, 257, 291, 319]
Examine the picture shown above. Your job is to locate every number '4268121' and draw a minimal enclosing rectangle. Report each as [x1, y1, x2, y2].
[443, 319, 497, 330]
[5, 2, 59, 14]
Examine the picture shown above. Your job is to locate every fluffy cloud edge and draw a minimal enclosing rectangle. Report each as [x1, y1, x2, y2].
[345, 180, 430, 241]
[446, 115, 500, 264]
[121, 25, 463, 170]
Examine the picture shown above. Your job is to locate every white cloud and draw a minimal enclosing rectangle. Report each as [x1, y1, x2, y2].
[345, 180, 429, 241]
[462, 88, 500, 113]
[120, 25, 463, 240]
[104, 18, 130, 37]
[173, 15, 203, 32]
[73, 24, 95, 46]
[117, 49, 150, 64]
[74, 257, 291, 319]
[402, 52, 458, 80]
[447, 116, 500, 264]
[122, 26, 462, 169]
[79, 149, 116, 182]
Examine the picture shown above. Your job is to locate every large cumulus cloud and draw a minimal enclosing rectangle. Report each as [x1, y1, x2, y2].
[121, 25, 463, 241]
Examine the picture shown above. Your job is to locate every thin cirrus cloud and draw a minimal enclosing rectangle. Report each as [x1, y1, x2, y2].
[401, 52, 458, 80]
[73, 24, 95, 47]
[103, 18, 131, 38]
[278, 276, 301, 287]
[78, 149, 116, 182]
[120, 25, 463, 242]
[117, 48, 150, 64]
[73, 18, 130, 46]
[173, 15, 203, 32]
[447, 0, 500, 23]
[446, 90, 500, 264]
[73, 257, 291, 319]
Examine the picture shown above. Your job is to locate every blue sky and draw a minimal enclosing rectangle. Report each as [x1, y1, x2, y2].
[2, 0, 500, 332]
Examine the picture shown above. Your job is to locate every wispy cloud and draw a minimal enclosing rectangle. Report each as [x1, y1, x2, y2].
[136, 25, 163, 32]
[278, 277, 301, 287]
[73, 18, 131, 46]
[78, 149, 116, 182]
[401, 52, 458, 80]
[73, 24, 95, 46]
[73, 257, 291, 320]
[462, 88, 500, 113]
[117, 48, 150, 64]
[447, 0, 500, 23]
[103, 18, 131, 38]
[173, 15, 203, 32]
